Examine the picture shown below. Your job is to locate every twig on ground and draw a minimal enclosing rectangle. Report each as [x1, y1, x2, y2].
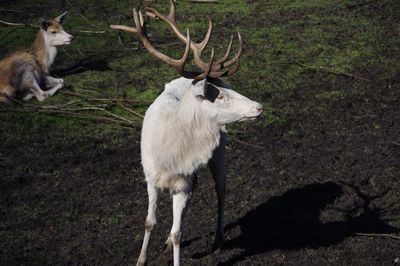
[118, 103, 144, 119]
[89, 107, 136, 124]
[1, 107, 134, 126]
[186, 0, 219, 2]
[293, 61, 371, 82]
[60, 90, 152, 104]
[65, 0, 100, 30]
[355, 233, 400, 240]
[231, 137, 264, 150]
[0, 28, 17, 43]
[0, 19, 37, 28]
[389, 141, 400, 146]
[72, 30, 109, 34]
[2, 90, 148, 127]
[0, 19, 109, 34]
[61, 100, 84, 108]
[0, 9, 28, 13]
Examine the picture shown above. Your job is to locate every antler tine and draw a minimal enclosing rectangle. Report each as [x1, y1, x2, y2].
[194, 48, 215, 80]
[215, 34, 233, 65]
[220, 32, 243, 69]
[167, 0, 176, 22]
[176, 29, 192, 76]
[198, 17, 213, 51]
[226, 52, 240, 75]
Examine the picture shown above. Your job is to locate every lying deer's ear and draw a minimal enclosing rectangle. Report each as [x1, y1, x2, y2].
[54, 11, 68, 24]
[41, 20, 49, 30]
[191, 79, 207, 99]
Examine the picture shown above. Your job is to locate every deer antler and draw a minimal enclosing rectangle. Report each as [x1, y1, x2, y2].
[145, 0, 242, 77]
[110, 0, 241, 79]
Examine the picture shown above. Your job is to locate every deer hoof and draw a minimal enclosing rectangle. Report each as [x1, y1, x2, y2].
[163, 237, 173, 254]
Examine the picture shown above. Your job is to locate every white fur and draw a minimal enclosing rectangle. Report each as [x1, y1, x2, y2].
[141, 77, 261, 192]
[137, 77, 262, 266]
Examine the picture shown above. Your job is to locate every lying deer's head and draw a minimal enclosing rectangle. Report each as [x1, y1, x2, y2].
[41, 11, 73, 46]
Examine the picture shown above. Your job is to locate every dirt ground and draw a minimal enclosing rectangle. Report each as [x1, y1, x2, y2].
[1, 0, 399, 265]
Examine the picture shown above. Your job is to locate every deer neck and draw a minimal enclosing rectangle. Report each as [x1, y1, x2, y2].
[31, 30, 57, 73]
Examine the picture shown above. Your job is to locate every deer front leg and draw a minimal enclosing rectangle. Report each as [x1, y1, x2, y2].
[45, 75, 64, 88]
[45, 75, 64, 94]
[208, 132, 227, 251]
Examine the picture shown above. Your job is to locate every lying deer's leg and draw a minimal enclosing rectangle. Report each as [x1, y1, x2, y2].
[44, 75, 64, 95]
[21, 73, 62, 102]
[22, 92, 34, 101]
[137, 183, 160, 266]
[18, 70, 45, 102]
[22, 78, 47, 102]
[45, 75, 64, 89]
[208, 132, 227, 251]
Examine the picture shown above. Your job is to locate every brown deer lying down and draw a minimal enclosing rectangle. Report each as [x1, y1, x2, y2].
[111, 1, 263, 265]
[0, 12, 73, 103]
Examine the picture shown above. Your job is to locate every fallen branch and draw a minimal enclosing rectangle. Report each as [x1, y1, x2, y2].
[2, 107, 134, 127]
[65, 0, 100, 30]
[293, 61, 371, 82]
[72, 30, 109, 34]
[0, 19, 37, 28]
[60, 90, 152, 105]
[390, 141, 400, 146]
[2, 91, 148, 128]
[355, 233, 400, 240]
[0, 19, 109, 34]
[186, 0, 219, 2]
[0, 9, 29, 13]
[231, 137, 264, 150]
[118, 103, 145, 119]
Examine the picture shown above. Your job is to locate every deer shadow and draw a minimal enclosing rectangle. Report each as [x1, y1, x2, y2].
[210, 182, 398, 265]
[52, 54, 112, 77]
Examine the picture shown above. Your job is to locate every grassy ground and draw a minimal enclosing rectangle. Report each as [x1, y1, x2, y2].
[1, 0, 399, 265]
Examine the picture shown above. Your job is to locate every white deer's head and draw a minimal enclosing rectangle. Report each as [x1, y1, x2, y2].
[40, 11, 73, 46]
[191, 78, 263, 125]
[110, 0, 263, 125]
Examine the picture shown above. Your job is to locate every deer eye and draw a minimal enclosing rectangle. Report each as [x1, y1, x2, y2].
[217, 93, 224, 100]
[51, 31, 57, 34]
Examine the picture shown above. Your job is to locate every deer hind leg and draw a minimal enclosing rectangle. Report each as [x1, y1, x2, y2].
[208, 132, 227, 251]
[164, 174, 198, 255]
[20, 74, 57, 102]
[137, 183, 160, 266]
[168, 191, 190, 266]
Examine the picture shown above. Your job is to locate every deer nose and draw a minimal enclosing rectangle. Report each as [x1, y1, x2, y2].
[256, 104, 263, 113]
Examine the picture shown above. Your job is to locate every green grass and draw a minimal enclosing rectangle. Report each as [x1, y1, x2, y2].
[0, 0, 399, 133]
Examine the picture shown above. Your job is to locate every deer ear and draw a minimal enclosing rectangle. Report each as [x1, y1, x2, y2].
[40, 20, 49, 30]
[54, 11, 68, 24]
[191, 79, 207, 99]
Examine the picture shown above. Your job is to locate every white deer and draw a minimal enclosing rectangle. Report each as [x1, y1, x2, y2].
[0, 12, 73, 103]
[111, 1, 262, 265]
